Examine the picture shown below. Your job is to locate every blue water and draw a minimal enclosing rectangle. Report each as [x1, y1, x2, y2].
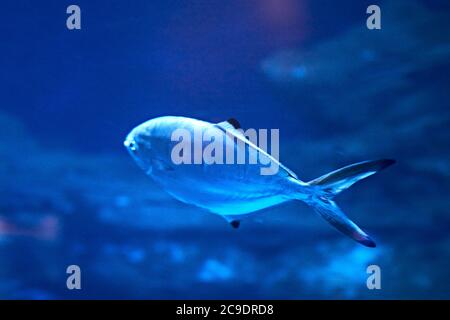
[1, 0, 450, 299]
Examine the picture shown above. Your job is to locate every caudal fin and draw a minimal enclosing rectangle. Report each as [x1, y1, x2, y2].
[306, 159, 395, 247]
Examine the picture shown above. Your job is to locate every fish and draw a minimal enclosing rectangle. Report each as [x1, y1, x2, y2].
[124, 116, 395, 247]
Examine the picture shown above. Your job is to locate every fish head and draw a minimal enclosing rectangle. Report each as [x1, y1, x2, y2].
[124, 121, 156, 173]
[124, 117, 180, 175]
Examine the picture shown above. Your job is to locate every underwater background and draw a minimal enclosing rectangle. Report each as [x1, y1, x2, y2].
[1, 0, 450, 299]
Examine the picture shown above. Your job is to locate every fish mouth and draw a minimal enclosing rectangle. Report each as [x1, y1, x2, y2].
[123, 138, 132, 148]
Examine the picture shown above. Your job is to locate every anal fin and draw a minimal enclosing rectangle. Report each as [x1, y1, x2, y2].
[222, 215, 241, 229]
[230, 220, 241, 229]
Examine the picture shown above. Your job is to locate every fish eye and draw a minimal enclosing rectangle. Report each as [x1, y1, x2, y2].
[125, 139, 137, 152]
[129, 141, 137, 152]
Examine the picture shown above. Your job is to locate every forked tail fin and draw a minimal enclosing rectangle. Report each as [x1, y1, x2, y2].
[306, 159, 396, 247]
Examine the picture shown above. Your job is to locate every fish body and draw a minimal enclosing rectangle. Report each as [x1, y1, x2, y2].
[125, 116, 306, 216]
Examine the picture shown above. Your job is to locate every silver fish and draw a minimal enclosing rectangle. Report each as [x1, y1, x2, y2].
[124, 116, 395, 247]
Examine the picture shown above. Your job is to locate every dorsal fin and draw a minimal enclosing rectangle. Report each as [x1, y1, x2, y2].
[226, 118, 241, 129]
[215, 119, 246, 141]
[215, 118, 299, 180]
[230, 220, 241, 229]
[215, 118, 241, 132]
